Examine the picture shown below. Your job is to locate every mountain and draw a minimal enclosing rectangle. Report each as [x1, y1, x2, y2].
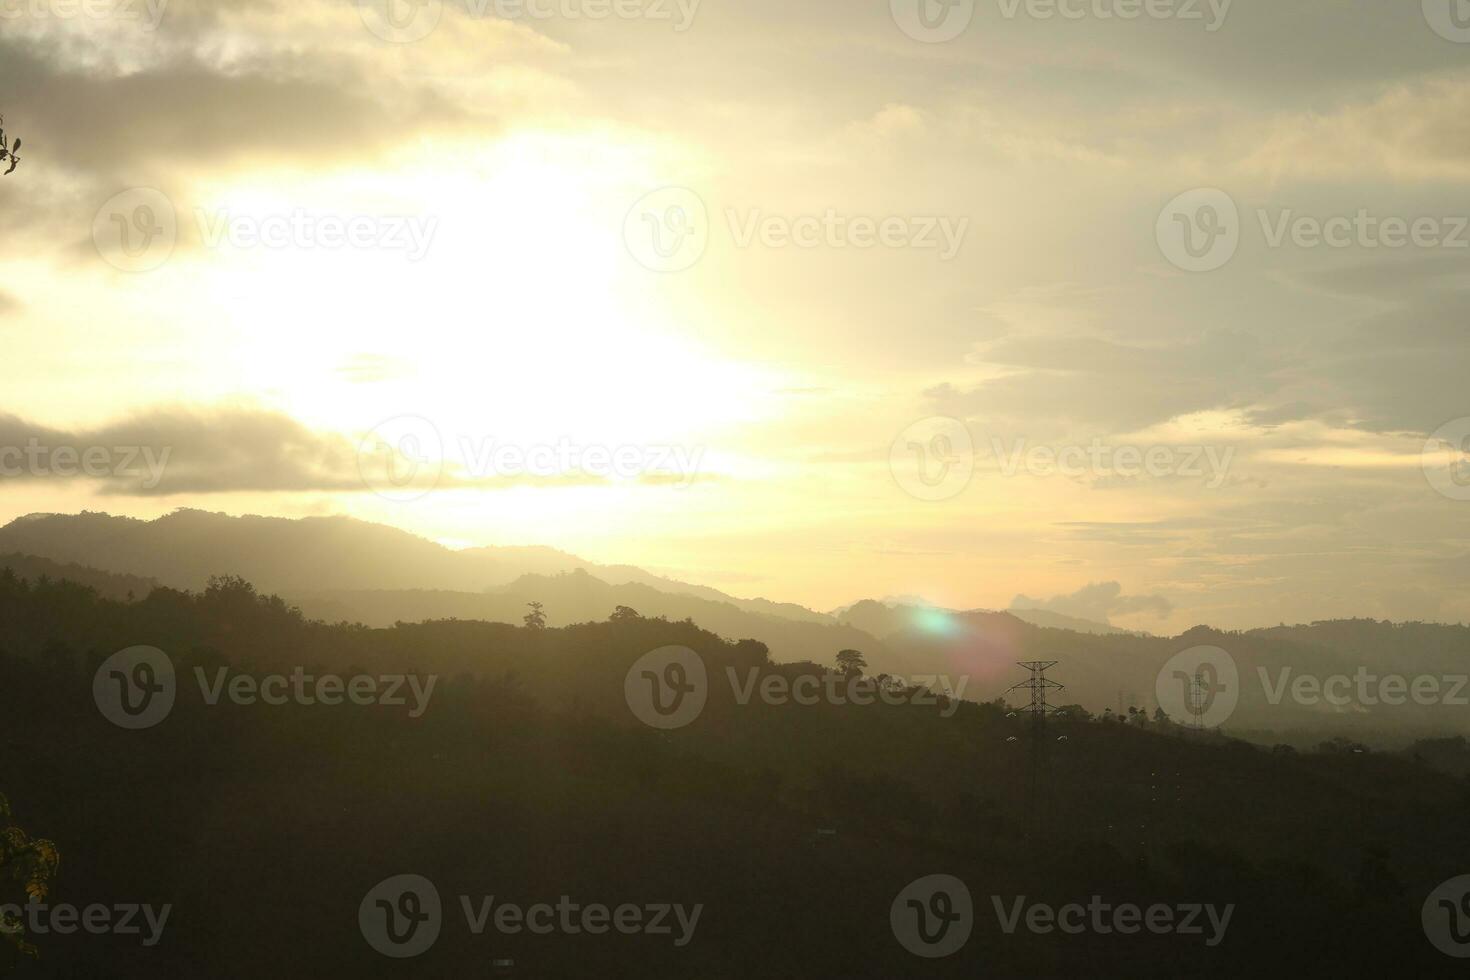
[0, 510, 829, 623]
[288, 568, 895, 670]
[1003, 607, 1139, 635]
[833, 597, 1132, 638]
[8, 510, 1470, 742]
[0, 552, 158, 600]
[1, 576, 1456, 976]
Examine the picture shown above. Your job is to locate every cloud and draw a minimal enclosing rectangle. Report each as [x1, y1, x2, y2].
[1238, 72, 1470, 182]
[1010, 580, 1173, 623]
[0, 407, 709, 496]
[0, 406, 360, 495]
[929, 328, 1279, 435]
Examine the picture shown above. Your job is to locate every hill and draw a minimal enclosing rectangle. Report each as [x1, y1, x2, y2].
[0, 574, 1462, 977]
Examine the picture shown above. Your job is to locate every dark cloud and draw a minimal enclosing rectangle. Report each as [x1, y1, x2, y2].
[0, 406, 360, 495]
[0, 37, 469, 178]
[0, 407, 703, 496]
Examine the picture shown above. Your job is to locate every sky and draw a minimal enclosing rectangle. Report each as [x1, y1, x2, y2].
[2, 0, 1470, 632]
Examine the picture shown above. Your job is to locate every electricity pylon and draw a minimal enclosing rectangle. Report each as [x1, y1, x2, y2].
[1006, 661, 1064, 838]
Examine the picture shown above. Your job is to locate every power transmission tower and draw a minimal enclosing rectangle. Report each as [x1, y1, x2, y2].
[1006, 661, 1064, 838]
[1187, 667, 1208, 733]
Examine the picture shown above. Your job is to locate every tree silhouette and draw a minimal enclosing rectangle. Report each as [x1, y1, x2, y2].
[610, 605, 641, 622]
[523, 600, 546, 629]
[0, 793, 58, 964]
[0, 116, 20, 176]
[835, 648, 866, 676]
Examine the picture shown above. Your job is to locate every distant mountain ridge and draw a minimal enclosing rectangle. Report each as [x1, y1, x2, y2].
[8, 509, 1470, 740]
[0, 551, 158, 600]
[0, 510, 827, 623]
[832, 596, 1136, 637]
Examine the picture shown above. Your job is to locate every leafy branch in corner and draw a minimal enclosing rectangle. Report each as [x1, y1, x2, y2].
[0, 792, 60, 962]
[0, 116, 21, 175]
